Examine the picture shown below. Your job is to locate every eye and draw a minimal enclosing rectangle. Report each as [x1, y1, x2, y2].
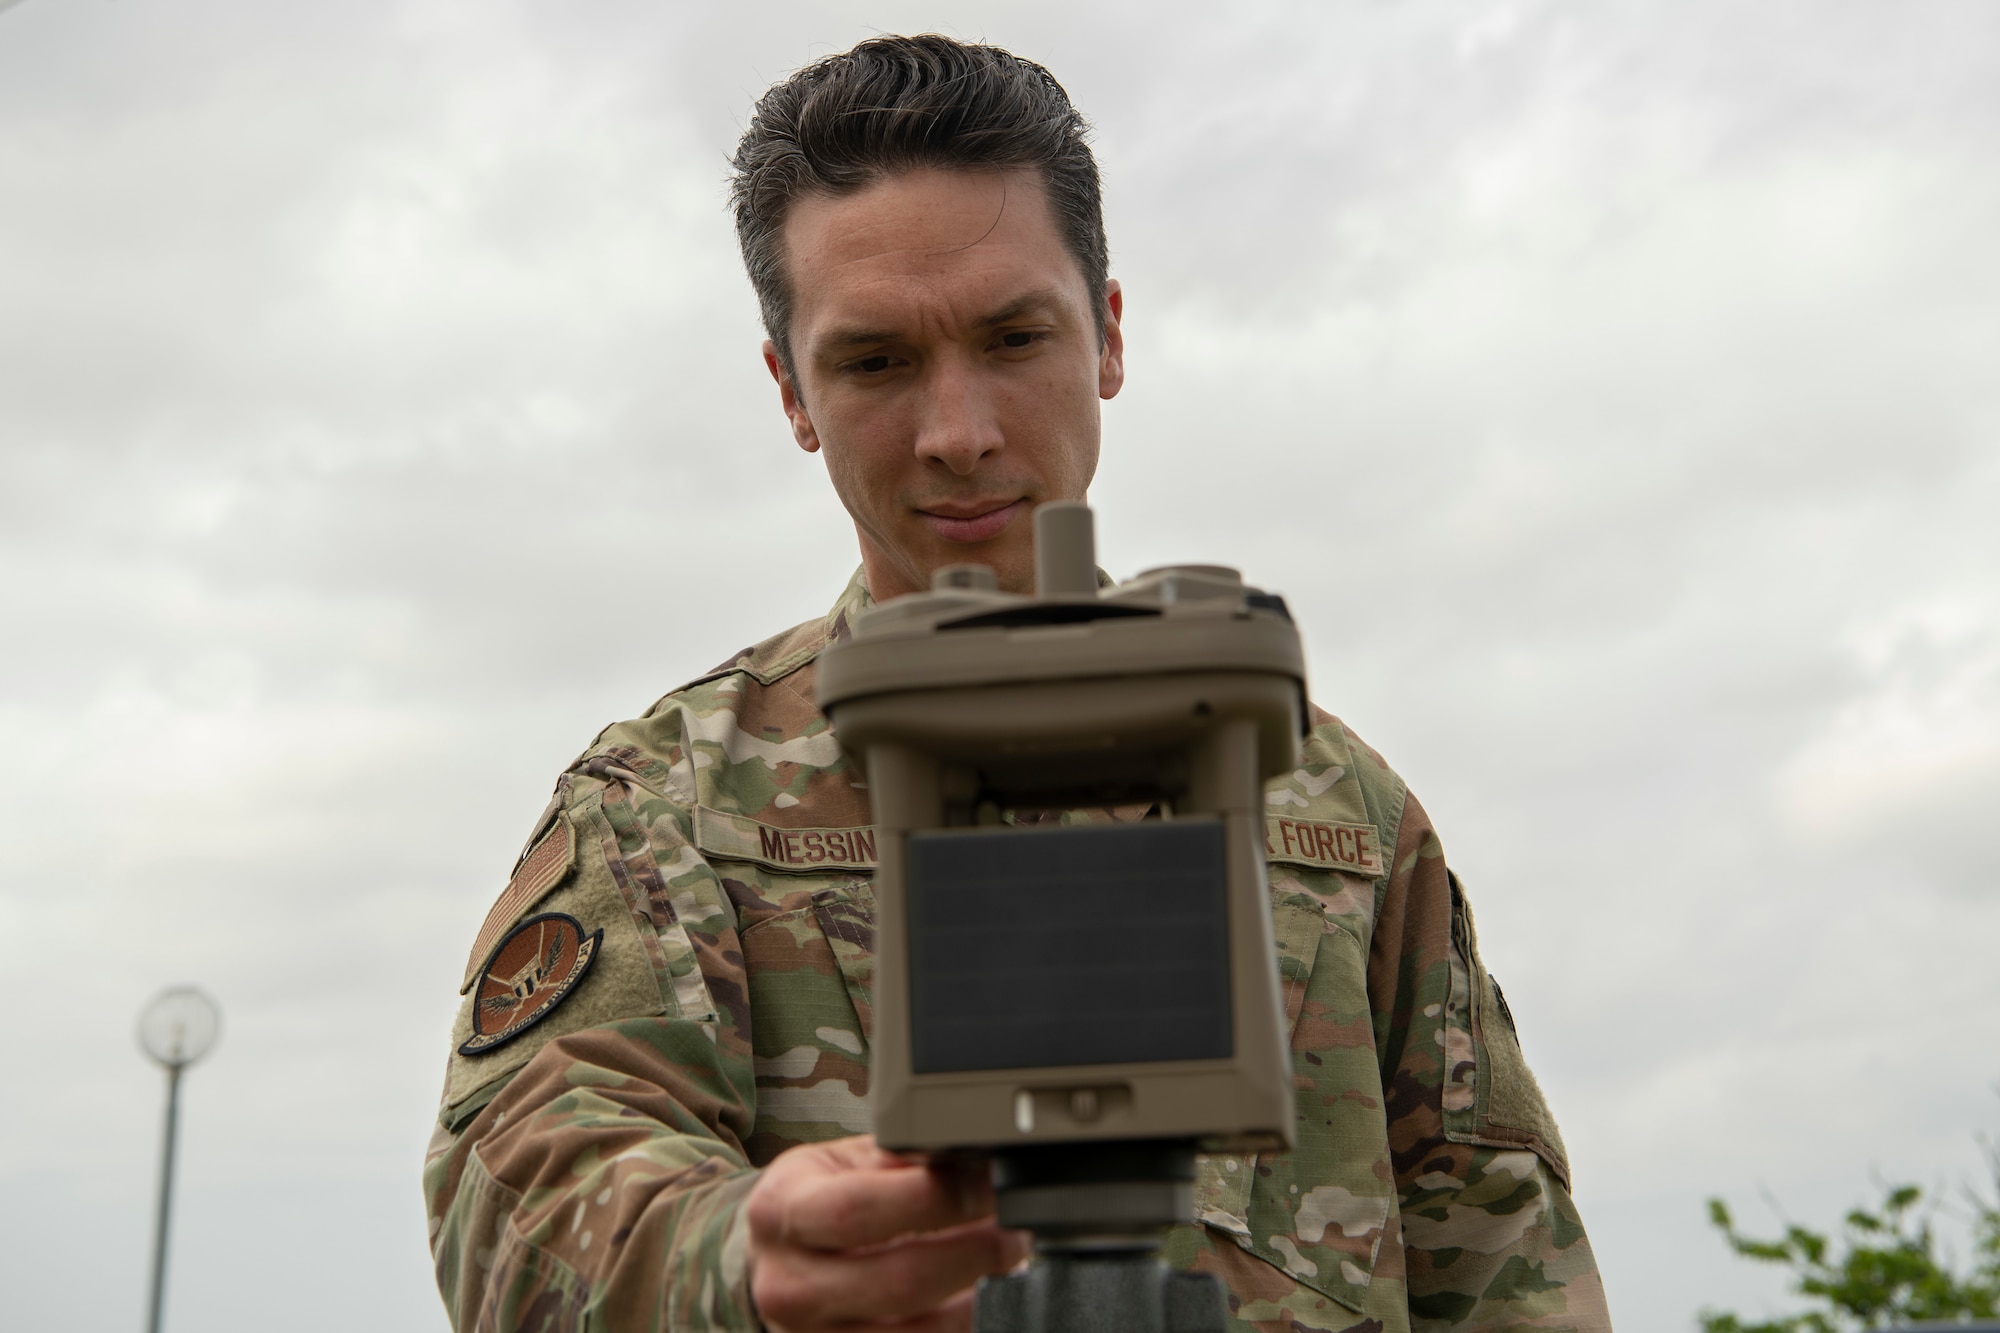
[855, 355, 893, 374]
[999, 331, 1035, 349]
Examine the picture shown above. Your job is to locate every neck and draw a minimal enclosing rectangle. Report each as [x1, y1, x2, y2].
[857, 541, 924, 604]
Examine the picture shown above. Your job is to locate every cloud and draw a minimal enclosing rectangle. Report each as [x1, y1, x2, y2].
[1, 4, 1996, 1331]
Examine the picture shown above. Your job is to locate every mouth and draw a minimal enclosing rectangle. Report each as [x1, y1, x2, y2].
[918, 497, 1029, 544]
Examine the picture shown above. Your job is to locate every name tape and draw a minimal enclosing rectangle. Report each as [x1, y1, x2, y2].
[692, 806, 1384, 879]
[694, 806, 880, 872]
[1263, 816, 1385, 877]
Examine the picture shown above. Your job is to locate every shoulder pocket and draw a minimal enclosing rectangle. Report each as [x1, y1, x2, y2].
[1441, 871, 1571, 1186]
[439, 800, 671, 1130]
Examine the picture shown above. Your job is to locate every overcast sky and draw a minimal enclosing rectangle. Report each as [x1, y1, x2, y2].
[2, 2, 1997, 1330]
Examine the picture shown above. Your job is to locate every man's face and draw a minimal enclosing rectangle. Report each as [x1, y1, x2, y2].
[765, 168, 1124, 601]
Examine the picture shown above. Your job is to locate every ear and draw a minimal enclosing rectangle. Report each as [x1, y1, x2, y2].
[1097, 280, 1126, 402]
[764, 340, 821, 453]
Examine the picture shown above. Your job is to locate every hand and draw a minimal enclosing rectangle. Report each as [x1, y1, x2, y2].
[745, 1135, 1030, 1332]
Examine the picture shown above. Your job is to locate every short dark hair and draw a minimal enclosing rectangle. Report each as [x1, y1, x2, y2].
[730, 34, 1109, 374]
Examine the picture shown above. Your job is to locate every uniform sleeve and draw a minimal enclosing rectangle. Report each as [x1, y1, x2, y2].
[422, 760, 766, 1332]
[1367, 789, 1613, 1331]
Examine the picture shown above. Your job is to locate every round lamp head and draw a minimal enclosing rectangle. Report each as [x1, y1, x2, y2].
[137, 987, 221, 1069]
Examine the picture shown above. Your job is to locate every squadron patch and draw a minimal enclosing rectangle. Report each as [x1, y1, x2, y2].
[459, 912, 603, 1056]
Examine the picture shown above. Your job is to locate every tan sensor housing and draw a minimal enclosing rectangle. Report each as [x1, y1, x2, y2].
[817, 503, 1306, 1156]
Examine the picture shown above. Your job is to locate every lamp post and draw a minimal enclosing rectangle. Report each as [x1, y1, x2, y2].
[136, 987, 220, 1333]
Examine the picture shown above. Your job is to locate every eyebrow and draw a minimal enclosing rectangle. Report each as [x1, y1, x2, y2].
[815, 288, 1066, 354]
[977, 289, 1063, 329]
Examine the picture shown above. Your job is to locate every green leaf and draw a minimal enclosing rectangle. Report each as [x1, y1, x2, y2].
[1703, 1129, 2000, 1333]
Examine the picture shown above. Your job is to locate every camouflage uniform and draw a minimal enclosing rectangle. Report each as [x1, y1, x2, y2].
[425, 570, 1611, 1331]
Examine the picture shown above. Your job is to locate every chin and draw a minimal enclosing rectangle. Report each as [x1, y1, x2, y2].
[922, 548, 1021, 592]
[985, 553, 1035, 596]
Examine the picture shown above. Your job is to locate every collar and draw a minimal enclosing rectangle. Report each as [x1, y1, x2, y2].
[826, 566, 874, 646]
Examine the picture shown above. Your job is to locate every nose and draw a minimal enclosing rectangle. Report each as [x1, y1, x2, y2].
[912, 354, 1004, 476]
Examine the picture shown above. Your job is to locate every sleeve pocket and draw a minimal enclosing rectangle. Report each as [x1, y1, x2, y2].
[1441, 871, 1572, 1187]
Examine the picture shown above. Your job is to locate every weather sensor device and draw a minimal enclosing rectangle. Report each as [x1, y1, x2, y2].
[817, 503, 1308, 1332]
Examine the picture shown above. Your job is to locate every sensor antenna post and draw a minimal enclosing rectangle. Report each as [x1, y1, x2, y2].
[1034, 502, 1098, 598]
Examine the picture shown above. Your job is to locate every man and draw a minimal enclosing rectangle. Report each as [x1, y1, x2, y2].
[425, 34, 1611, 1333]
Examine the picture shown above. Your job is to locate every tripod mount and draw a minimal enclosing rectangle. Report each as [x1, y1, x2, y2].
[977, 1140, 1226, 1333]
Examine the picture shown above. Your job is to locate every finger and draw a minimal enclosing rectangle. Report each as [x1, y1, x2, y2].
[746, 1138, 921, 1253]
[864, 1285, 979, 1333]
[800, 1134, 906, 1175]
[922, 1152, 996, 1217]
[799, 1137, 987, 1207]
[777, 1159, 993, 1252]
[761, 1225, 1014, 1326]
[756, 1220, 1025, 1326]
